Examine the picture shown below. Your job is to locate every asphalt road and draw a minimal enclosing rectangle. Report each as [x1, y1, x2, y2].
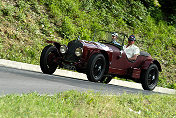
[0, 66, 161, 96]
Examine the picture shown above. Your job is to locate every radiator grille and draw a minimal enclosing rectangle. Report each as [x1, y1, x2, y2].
[64, 40, 83, 62]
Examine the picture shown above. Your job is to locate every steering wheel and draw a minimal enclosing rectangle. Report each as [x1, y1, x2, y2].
[98, 40, 108, 43]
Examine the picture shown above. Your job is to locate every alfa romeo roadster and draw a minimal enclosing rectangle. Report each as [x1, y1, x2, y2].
[40, 31, 162, 90]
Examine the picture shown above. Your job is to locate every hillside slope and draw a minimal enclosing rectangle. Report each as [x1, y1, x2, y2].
[0, 0, 175, 89]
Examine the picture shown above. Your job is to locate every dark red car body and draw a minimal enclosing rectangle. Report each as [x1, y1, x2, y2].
[40, 33, 162, 90]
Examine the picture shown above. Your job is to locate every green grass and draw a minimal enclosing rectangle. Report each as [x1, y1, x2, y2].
[0, 91, 175, 118]
[0, 0, 175, 89]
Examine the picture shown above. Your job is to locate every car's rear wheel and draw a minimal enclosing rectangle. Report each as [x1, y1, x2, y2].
[40, 45, 58, 74]
[100, 76, 112, 84]
[141, 64, 159, 90]
[87, 53, 106, 82]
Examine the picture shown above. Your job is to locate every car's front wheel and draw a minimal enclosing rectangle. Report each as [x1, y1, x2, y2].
[40, 45, 58, 74]
[87, 53, 106, 82]
[141, 64, 159, 90]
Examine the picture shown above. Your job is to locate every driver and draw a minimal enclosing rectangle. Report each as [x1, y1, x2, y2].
[111, 32, 120, 46]
[123, 35, 140, 61]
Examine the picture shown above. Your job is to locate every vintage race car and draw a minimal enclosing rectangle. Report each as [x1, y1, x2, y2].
[40, 31, 162, 90]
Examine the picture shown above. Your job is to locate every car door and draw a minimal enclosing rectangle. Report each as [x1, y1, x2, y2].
[108, 45, 146, 75]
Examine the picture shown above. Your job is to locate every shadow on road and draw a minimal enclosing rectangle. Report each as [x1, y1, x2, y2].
[0, 66, 162, 95]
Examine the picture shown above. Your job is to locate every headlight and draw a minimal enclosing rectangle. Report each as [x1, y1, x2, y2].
[75, 47, 83, 57]
[60, 45, 67, 54]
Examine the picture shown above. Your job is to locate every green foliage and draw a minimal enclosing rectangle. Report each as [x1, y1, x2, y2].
[0, 37, 3, 51]
[0, 0, 175, 89]
[158, 0, 176, 25]
[139, 0, 176, 25]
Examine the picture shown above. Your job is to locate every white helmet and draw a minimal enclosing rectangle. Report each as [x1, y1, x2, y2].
[112, 32, 118, 37]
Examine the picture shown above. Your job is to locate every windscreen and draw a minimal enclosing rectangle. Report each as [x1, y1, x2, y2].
[93, 30, 127, 46]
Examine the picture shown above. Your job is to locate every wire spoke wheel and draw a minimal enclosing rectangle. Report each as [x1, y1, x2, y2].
[47, 52, 57, 70]
[87, 54, 106, 82]
[40, 45, 58, 74]
[141, 64, 159, 90]
[147, 68, 156, 85]
[93, 58, 104, 79]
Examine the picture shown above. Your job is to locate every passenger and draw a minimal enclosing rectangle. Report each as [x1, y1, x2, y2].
[111, 32, 120, 46]
[123, 35, 140, 61]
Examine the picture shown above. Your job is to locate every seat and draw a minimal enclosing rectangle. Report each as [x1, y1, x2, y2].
[140, 51, 151, 57]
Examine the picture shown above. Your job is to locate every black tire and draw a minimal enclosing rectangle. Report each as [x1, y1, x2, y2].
[40, 45, 58, 74]
[100, 76, 112, 84]
[87, 53, 106, 82]
[141, 64, 159, 90]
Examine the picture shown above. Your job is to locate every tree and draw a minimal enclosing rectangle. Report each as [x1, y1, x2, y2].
[158, 0, 176, 24]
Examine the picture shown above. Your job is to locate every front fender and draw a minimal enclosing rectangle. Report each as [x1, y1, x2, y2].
[46, 40, 61, 50]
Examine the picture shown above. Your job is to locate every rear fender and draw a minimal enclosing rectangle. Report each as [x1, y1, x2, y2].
[141, 59, 162, 72]
[141, 59, 153, 70]
[153, 60, 162, 72]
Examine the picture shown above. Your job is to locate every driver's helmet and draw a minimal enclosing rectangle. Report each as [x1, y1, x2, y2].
[128, 35, 136, 41]
[112, 32, 118, 37]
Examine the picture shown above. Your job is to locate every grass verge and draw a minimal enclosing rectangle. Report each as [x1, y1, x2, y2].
[0, 91, 175, 118]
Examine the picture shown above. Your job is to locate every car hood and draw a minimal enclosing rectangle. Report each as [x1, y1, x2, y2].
[80, 40, 113, 52]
